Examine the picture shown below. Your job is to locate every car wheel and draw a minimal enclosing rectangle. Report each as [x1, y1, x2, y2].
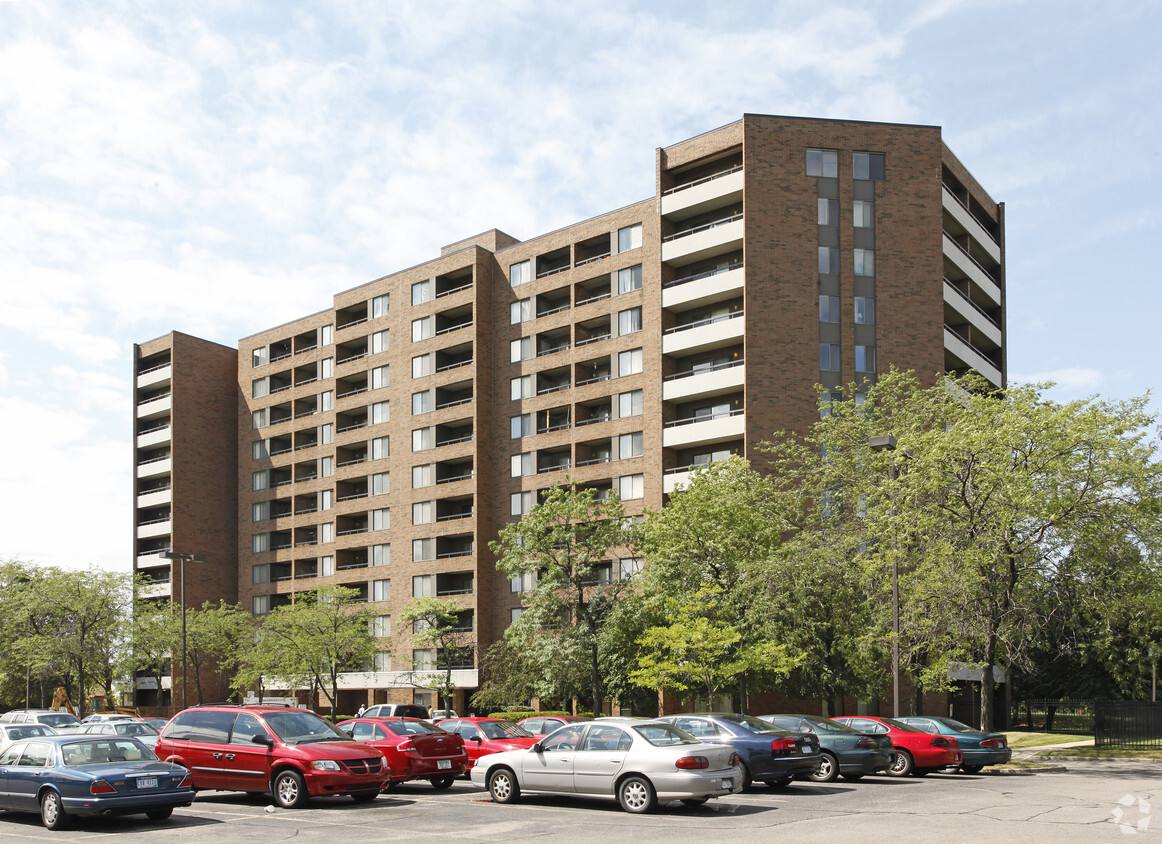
[810, 751, 839, 783]
[888, 749, 914, 777]
[488, 767, 520, 804]
[617, 775, 657, 814]
[351, 791, 378, 803]
[840, 773, 864, 781]
[766, 778, 793, 789]
[961, 764, 984, 774]
[146, 807, 174, 820]
[273, 769, 309, 809]
[40, 791, 70, 830]
[430, 776, 456, 790]
[681, 797, 710, 807]
[738, 761, 753, 791]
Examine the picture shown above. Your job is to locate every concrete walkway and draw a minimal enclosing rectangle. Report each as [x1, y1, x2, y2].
[1013, 739, 1094, 760]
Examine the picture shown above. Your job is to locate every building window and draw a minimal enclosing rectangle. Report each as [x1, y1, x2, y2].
[618, 265, 642, 293]
[619, 432, 643, 459]
[371, 543, 390, 566]
[412, 391, 432, 415]
[319, 555, 335, 576]
[820, 343, 841, 371]
[510, 337, 532, 363]
[511, 414, 532, 439]
[412, 354, 432, 379]
[618, 307, 642, 335]
[371, 365, 390, 390]
[320, 423, 334, 445]
[319, 489, 333, 511]
[372, 579, 390, 602]
[320, 325, 334, 346]
[320, 358, 335, 380]
[372, 472, 390, 495]
[817, 198, 839, 225]
[511, 298, 532, 324]
[253, 595, 270, 615]
[253, 440, 268, 460]
[412, 538, 434, 562]
[320, 522, 334, 544]
[511, 453, 533, 477]
[510, 260, 531, 287]
[412, 463, 435, 488]
[818, 247, 839, 275]
[511, 571, 537, 593]
[413, 575, 434, 597]
[413, 649, 436, 671]
[252, 409, 267, 429]
[373, 615, 391, 637]
[413, 501, 435, 525]
[320, 390, 334, 412]
[371, 330, 389, 355]
[371, 294, 389, 318]
[618, 348, 643, 376]
[511, 375, 533, 400]
[372, 508, 390, 531]
[252, 346, 268, 367]
[854, 297, 875, 325]
[806, 148, 838, 177]
[511, 491, 533, 516]
[372, 436, 389, 460]
[617, 224, 642, 253]
[411, 280, 431, 306]
[252, 533, 270, 553]
[252, 502, 269, 522]
[319, 456, 334, 478]
[252, 377, 268, 399]
[854, 249, 875, 277]
[411, 316, 433, 342]
[617, 474, 644, 501]
[618, 390, 644, 418]
[510, 607, 525, 624]
[853, 152, 886, 181]
[855, 345, 876, 373]
[252, 563, 270, 584]
[853, 200, 874, 228]
[413, 427, 434, 451]
[371, 401, 389, 424]
[819, 295, 839, 323]
[620, 557, 644, 580]
[252, 470, 269, 491]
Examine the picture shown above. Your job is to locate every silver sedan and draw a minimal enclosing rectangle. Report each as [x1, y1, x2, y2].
[470, 719, 741, 813]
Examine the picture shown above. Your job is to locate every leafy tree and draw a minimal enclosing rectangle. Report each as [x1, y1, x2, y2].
[126, 599, 180, 715]
[398, 596, 475, 713]
[489, 480, 635, 715]
[185, 601, 253, 705]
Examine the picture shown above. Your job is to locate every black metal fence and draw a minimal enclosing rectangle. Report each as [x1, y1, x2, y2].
[1010, 699, 1095, 734]
[1095, 702, 1162, 749]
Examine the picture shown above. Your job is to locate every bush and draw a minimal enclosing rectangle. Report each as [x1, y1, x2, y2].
[488, 710, 594, 721]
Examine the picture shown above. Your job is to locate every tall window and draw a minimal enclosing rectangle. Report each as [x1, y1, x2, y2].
[371, 401, 390, 424]
[371, 294, 389, 318]
[854, 297, 875, 324]
[252, 346, 268, 367]
[819, 295, 839, 323]
[511, 453, 533, 477]
[853, 152, 886, 181]
[412, 354, 432, 378]
[411, 316, 433, 342]
[371, 365, 390, 389]
[371, 544, 390, 566]
[371, 330, 389, 354]
[511, 375, 533, 400]
[320, 357, 334, 379]
[413, 501, 435, 525]
[853, 200, 874, 228]
[854, 249, 875, 277]
[510, 260, 532, 287]
[320, 390, 334, 412]
[412, 391, 432, 414]
[252, 378, 268, 399]
[511, 298, 532, 324]
[371, 436, 389, 460]
[619, 390, 644, 418]
[320, 325, 334, 346]
[619, 432, 643, 459]
[413, 575, 434, 597]
[618, 348, 643, 376]
[412, 427, 434, 451]
[820, 344, 841, 371]
[806, 148, 838, 177]
[510, 337, 532, 362]
[372, 508, 390, 531]
[617, 224, 642, 253]
[855, 345, 876, 373]
[818, 247, 839, 274]
[617, 474, 644, 500]
[412, 538, 434, 562]
[618, 265, 642, 293]
[412, 464, 435, 488]
[618, 307, 642, 335]
[372, 579, 390, 601]
[372, 615, 391, 637]
[510, 414, 532, 438]
[511, 491, 533, 516]
[817, 198, 839, 225]
[411, 280, 431, 306]
[371, 472, 390, 495]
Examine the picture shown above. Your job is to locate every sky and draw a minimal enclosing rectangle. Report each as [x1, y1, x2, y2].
[1, 0, 1159, 571]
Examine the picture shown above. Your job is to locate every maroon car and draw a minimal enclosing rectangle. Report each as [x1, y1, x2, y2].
[337, 718, 468, 788]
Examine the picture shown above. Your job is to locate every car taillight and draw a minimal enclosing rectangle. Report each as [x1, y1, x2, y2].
[772, 737, 796, 752]
[179, 773, 193, 788]
[675, 755, 709, 769]
[397, 739, 416, 751]
[855, 737, 878, 749]
[90, 780, 116, 795]
[728, 752, 740, 767]
[980, 738, 1000, 747]
[931, 736, 951, 747]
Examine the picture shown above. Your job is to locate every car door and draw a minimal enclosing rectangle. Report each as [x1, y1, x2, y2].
[521, 724, 584, 793]
[7, 741, 52, 811]
[0, 743, 24, 808]
[225, 712, 274, 792]
[572, 724, 630, 796]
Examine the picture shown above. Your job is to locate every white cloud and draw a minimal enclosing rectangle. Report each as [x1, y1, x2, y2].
[1009, 368, 1105, 394]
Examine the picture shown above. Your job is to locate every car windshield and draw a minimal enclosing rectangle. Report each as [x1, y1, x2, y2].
[723, 714, 786, 735]
[633, 723, 700, 747]
[934, 718, 977, 733]
[115, 723, 159, 737]
[385, 720, 441, 736]
[263, 711, 349, 744]
[40, 713, 80, 728]
[478, 720, 532, 739]
[810, 718, 861, 735]
[62, 739, 157, 765]
[881, 718, 923, 733]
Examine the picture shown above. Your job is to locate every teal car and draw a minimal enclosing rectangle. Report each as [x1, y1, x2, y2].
[896, 716, 1011, 772]
[759, 714, 893, 782]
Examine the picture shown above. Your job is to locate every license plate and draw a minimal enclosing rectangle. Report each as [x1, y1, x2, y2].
[437, 759, 451, 769]
[722, 778, 733, 789]
[137, 777, 158, 789]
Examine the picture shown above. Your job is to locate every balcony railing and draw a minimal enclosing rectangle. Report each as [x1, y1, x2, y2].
[944, 231, 1000, 286]
[664, 408, 745, 428]
[436, 321, 473, 336]
[663, 212, 743, 243]
[437, 511, 473, 521]
[664, 359, 744, 381]
[576, 332, 611, 346]
[575, 291, 611, 306]
[436, 358, 473, 372]
[575, 374, 611, 387]
[664, 310, 744, 335]
[436, 282, 472, 298]
[664, 260, 744, 289]
[136, 361, 171, 377]
[575, 251, 610, 267]
[537, 343, 570, 357]
[437, 471, 473, 484]
[662, 163, 743, 196]
[944, 278, 1000, 327]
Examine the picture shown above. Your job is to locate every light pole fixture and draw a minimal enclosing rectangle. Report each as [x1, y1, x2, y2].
[163, 551, 206, 711]
[868, 434, 900, 718]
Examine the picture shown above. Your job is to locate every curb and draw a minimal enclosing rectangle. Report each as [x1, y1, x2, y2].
[981, 764, 1068, 775]
[1029, 754, 1161, 763]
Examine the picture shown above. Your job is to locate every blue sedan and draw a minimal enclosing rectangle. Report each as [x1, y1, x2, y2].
[656, 714, 820, 789]
[760, 714, 894, 781]
[896, 716, 1012, 772]
[0, 735, 193, 829]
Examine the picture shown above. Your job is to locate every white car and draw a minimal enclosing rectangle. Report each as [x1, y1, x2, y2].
[0, 723, 58, 751]
[471, 719, 741, 813]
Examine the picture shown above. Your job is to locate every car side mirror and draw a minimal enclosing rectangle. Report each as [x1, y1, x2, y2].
[532, 743, 544, 754]
[344, 729, 354, 738]
[251, 734, 274, 748]
[472, 735, 483, 743]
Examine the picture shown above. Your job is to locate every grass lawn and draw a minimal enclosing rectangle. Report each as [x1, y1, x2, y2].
[1003, 731, 1092, 748]
[1041, 746, 1162, 759]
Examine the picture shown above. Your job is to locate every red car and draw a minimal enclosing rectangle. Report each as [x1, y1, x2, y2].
[516, 715, 591, 736]
[832, 716, 962, 776]
[434, 717, 538, 772]
[337, 717, 468, 788]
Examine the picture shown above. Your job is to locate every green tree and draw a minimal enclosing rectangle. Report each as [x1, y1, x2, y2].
[185, 601, 253, 705]
[489, 481, 635, 715]
[126, 599, 180, 715]
[398, 596, 475, 713]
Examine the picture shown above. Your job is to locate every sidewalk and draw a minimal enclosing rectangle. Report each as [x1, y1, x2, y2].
[1013, 739, 1094, 760]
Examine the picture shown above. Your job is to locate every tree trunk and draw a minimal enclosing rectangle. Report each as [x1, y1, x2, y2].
[591, 642, 602, 717]
[737, 670, 749, 715]
[980, 634, 997, 731]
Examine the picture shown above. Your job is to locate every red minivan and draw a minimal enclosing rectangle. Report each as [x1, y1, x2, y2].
[155, 705, 390, 807]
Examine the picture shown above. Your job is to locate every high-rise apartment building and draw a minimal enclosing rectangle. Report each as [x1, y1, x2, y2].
[131, 114, 1004, 713]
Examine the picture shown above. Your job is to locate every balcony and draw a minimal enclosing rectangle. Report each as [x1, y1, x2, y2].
[436, 343, 473, 372]
[137, 580, 172, 599]
[136, 422, 171, 449]
[434, 421, 473, 448]
[136, 514, 171, 540]
[536, 246, 570, 279]
[136, 391, 171, 420]
[436, 535, 475, 559]
[942, 184, 1001, 261]
[662, 358, 745, 402]
[336, 302, 369, 331]
[435, 572, 474, 596]
[575, 396, 612, 427]
[536, 405, 571, 435]
[136, 484, 172, 509]
[661, 210, 744, 266]
[536, 366, 571, 396]
[136, 452, 172, 479]
[135, 361, 171, 390]
[944, 326, 1003, 388]
[436, 269, 473, 299]
[435, 306, 473, 336]
[436, 495, 474, 522]
[661, 163, 744, 217]
[662, 408, 746, 449]
[536, 327, 571, 358]
[575, 232, 611, 267]
[436, 459, 474, 485]
[944, 280, 1002, 348]
[575, 315, 612, 347]
[575, 357, 611, 387]
[294, 327, 319, 355]
[536, 288, 571, 319]
[575, 275, 612, 306]
[269, 339, 292, 362]
[435, 382, 473, 410]
[663, 309, 745, 355]
[943, 233, 1001, 305]
[663, 257, 744, 309]
[337, 338, 369, 365]
[576, 438, 613, 467]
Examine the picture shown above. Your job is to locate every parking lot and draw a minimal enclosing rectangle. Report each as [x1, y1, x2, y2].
[0, 761, 1158, 842]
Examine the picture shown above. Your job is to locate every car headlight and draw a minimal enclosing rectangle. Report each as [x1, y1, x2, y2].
[310, 760, 341, 772]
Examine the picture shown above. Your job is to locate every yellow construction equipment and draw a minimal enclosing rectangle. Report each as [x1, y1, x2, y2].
[88, 694, 139, 717]
[51, 687, 76, 715]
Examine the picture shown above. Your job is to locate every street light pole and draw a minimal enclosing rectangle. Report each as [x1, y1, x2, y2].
[868, 434, 900, 718]
[163, 551, 205, 710]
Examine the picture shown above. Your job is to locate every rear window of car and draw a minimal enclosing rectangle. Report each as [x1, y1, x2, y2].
[723, 714, 786, 735]
[385, 720, 441, 736]
[632, 724, 699, 747]
[61, 739, 156, 765]
[39, 713, 80, 728]
[477, 720, 532, 740]
[5, 725, 54, 740]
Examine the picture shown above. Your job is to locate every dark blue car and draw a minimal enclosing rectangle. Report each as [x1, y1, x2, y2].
[897, 716, 1011, 772]
[760, 714, 894, 781]
[0, 735, 193, 829]
[656, 713, 820, 789]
